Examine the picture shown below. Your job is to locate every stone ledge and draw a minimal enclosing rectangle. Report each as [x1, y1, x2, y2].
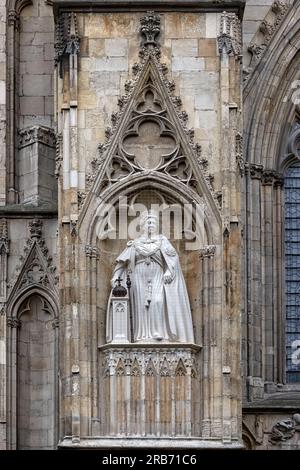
[53, 0, 246, 18]
[58, 436, 244, 449]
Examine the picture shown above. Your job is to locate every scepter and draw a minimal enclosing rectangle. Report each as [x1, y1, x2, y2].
[126, 271, 134, 343]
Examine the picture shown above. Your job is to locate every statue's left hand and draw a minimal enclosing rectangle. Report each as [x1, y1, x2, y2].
[163, 270, 173, 284]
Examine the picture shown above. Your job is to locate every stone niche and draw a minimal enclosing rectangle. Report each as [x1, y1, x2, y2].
[99, 344, 201, 438]
[17, 126, 56, 206]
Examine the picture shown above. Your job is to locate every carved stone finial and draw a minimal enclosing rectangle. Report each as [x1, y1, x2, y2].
[217, 11, 242, 57]
[0, 219, 9, 254]
[247, 0, 289, 75]
[140, 11, 161, 49]
[29, 219, 43, 240]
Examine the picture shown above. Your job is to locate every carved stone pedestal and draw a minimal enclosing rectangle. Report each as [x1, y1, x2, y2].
[99, 343, 201, 438]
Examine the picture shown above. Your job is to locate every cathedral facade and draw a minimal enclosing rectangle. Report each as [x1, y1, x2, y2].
[0, 0, 299, 450]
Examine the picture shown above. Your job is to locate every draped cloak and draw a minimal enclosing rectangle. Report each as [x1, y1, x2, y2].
[106, 235, 194, 344]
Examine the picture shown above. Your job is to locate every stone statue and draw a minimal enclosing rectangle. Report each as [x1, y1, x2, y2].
[106, 211, 194, 343]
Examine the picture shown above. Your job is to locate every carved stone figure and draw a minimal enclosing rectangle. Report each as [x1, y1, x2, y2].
[106, 211, 194, 344]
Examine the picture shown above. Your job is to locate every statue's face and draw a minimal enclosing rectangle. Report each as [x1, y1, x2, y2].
[143, 216, 158, 235]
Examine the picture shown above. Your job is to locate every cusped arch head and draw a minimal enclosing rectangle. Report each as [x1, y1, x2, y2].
[79, 173, 221, 248]
[244, 2, 300, 170]
[7, 285, 59, 320]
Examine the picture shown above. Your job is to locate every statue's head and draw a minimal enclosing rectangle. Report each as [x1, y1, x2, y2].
[140, 210, 159, 236]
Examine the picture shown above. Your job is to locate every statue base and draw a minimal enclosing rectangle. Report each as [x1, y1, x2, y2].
[98, 343, 201, 438]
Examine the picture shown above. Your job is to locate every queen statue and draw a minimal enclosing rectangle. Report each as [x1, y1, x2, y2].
[106, 211, 195, 344]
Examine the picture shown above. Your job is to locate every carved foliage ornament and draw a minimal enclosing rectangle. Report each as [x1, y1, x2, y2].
[103, 349, 198, 378]
[8, 219, 58, 295]
[269, 414, 300, 444]
[18, 126, 56, 149]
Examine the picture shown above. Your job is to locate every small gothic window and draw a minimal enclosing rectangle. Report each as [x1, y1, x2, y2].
[285, 160, 300, 383]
